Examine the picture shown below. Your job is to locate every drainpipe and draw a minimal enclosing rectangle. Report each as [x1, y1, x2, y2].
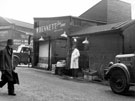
[122, 35, 125, 54]
[120, 31, 125, 54]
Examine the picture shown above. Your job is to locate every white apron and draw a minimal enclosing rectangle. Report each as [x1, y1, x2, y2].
[70, 48, 80, 69]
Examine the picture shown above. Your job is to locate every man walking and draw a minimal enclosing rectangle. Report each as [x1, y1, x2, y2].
[0, 39, 16, 96]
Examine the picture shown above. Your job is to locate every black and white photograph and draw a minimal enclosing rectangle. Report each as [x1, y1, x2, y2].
[0, 0, 135, 100]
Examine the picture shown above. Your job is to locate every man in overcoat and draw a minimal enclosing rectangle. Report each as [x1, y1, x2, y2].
[0, 39, 16, 96]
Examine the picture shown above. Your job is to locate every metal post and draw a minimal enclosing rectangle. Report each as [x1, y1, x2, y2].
[48, 36, 51, 70]
[66, 37, 71, 69]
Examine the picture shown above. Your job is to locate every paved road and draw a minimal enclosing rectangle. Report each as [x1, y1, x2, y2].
[0, 66, 135, 101]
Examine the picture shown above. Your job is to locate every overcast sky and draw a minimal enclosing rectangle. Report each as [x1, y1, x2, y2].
[0, 0, 135, 24]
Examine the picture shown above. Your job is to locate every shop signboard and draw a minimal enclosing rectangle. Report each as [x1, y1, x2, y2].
[35, 17, 70, 38]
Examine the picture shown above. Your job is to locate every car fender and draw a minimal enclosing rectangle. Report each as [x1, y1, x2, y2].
[13, 55, 20, 62]
[13, 54, 20, 59]
[105, 63, 130, 83]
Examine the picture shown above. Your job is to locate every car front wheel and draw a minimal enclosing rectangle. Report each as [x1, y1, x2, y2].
[109, 69, 130, 94]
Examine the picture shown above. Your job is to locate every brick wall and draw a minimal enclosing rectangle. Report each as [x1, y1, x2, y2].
[79, 31, 123, 78]
[79, 0, 131, 24]
[107, 0, 131, 24]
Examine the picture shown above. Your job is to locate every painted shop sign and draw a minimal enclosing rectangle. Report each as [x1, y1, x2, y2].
[14, 39, 30, 45]
[0, 31, 9, 36]
[36, 20, 66, 34]
[0, 26, 12, 30]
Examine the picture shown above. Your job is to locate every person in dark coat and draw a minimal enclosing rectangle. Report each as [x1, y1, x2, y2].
[0, 39, 16, 96]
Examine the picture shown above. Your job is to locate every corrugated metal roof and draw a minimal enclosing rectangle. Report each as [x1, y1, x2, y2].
[70, 20, 135, 36]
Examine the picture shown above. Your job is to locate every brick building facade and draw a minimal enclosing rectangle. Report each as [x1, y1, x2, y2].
[79, 0, 131, 24]
[0, 16, 34, 50]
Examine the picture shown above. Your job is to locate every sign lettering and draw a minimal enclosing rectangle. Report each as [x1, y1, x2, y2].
[36, 21, 66, 33]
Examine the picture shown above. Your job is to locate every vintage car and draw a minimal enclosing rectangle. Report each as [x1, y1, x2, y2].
[13, 44, 33, 66]
[105, 53, 135, 94]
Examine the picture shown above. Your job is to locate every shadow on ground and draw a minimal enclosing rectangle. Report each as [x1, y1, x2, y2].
[122, 90, 135, 97]
[59, 75, 109, 86]
[105, 89, 135, 98]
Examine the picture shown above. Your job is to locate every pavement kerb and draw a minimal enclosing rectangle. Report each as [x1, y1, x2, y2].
[29, 66, 109, 86]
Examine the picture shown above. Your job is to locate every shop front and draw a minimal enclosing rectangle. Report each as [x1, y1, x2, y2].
[33, 16, 70, 69]
[33, 16, 103, 71]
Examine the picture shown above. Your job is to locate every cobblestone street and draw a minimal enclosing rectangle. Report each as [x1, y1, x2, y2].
[0, 66, 135, 101]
